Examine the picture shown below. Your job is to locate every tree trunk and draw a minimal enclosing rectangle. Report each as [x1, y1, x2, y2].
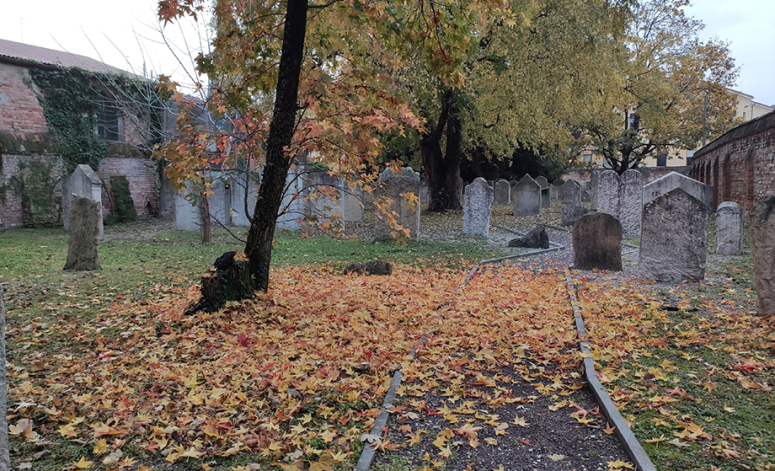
[201, 190, 211, 243]
[245, 0, 309, 292]
[422, 89, 462, 212]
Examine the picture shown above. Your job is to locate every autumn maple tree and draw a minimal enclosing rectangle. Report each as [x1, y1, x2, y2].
[580, 0, 739, 173]
[157, 0, 499, 294]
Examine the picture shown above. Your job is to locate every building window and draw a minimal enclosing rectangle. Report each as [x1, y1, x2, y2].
[656, 152, 667, 167]
[96, 100, 123, 142]
[583, 152, 592, 163]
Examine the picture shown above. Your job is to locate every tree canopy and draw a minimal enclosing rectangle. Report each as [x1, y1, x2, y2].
[580, 0, 738, 173]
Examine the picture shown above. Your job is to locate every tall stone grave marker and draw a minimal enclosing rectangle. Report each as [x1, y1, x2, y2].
[748, 195, 775, 317]
[597, 170, 621, 221]
[375, 167, 421, 241]
[560, 179, 587, 226]
[63, 164, 103, 240]
[572, 212, 622, 271]
[276, 166, 306, 230]
[512, 175, 541, 217]
[590, 169, 600, 210]
[494, 179, 510, 205]
[175, 180, 202, 231]
[463, 178, 494, 237]
[643, 171, 712, 207]
[715, 202, 743, 255]
[640, 188, 708, 283]
[64, 195, 101, 271]
[596, 170, 642, 237]
[620, 169, 643, 237]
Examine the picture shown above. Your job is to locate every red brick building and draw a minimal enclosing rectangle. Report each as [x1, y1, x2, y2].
[0, 38, 158, 227]
[690, 110, 775, 212]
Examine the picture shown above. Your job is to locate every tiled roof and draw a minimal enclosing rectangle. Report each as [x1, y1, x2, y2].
[0, 37, 129, 75]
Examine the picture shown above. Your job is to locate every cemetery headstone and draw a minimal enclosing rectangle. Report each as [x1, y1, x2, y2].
[590, 169, 600, 210]
[463, 178, 494, 236]
[596, 170, 621, 220]
[572, 212, 622, 271]
[535, 176, 550, 208]
[639, 188, 708, 283]
[305, 171, 345, 230]
[344, 184, 364, 222]
[375, 167, 421, 241]
[748, 195, 775, 317]
[63, 164, 103, 240]
[507, 225, 549, 249]
[560, 179, 587, 226]
[643, 171, 712, 208]
[512, 175, 541, 216]
[715, 201, 743, 255]
[175, 180, 202, 231]
[64, 195, 101, 271]
[620, 169, 643, 238]
[494, 179, 511, 205]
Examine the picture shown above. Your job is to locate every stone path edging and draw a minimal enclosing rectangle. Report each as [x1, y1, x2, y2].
[564, 268, 656, 471]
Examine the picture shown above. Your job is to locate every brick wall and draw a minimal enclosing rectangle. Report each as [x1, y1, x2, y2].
[691, 111, 775, 211]
[0, 153, 63, 227]
[0, 63, 49, 134]
[98, 157, 158, 217]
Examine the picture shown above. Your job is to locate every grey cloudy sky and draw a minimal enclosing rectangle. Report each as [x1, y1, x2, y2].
[3, 1, 774, 104]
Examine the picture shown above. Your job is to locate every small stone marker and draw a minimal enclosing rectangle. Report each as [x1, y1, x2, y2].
[512, 175, 541, 217]
[463, 178, 494, 237]
[507, 225, 549, 249]
[748, 195, 775, 317]
[375, 167, 421, 241]
[560, 179, 587, 226]
[639, 188, 708, 283]
[643, 171, 712, 208]
[715, 202, 743, 255]
[572, 212, 622, 271]
[305, 171, 345, 230]
[494, 179, 511, 205]
[64, 195, 101, 271]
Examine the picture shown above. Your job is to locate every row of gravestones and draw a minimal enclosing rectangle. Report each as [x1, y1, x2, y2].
[571, 191, 775, 317]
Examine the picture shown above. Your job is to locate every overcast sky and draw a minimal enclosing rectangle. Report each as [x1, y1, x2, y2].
[3, 1, 774, 104]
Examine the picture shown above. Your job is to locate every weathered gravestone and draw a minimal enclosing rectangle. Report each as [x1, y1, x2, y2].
[512, 175, 541, 217]
[535, 176, 551, 208]
[589, 169, 600, 210]
[551, 179, 564, 203]
[715, 202, 743, 255]
[305, 171, 345, 230]
[748, 195, 775, 317]
[620, 170, 643, 237]
[63, 164, 103, 240]
[643, 171, 712, 208]
[596, 170, 620, 218]
[175, 180, 201, 231]
[572, 212, 622, 271]
[375, 167, 421, 241]
[596, 170, 642, 237]
[639, 188, 708, 283]
[64, 195, 101, 271]
[494, 179, 510, 205]
[560, 179, 588, 226]
[463, 178, 494, 237]
[343, 183, 364, 223]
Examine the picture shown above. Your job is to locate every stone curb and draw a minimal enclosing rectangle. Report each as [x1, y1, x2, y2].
[564, 269, 656, 471]
[465, 245, 565, 282]
[355, 338, 426, 471]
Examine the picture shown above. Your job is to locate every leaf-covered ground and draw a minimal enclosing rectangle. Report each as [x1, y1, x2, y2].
[4, 209, 773, 471]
